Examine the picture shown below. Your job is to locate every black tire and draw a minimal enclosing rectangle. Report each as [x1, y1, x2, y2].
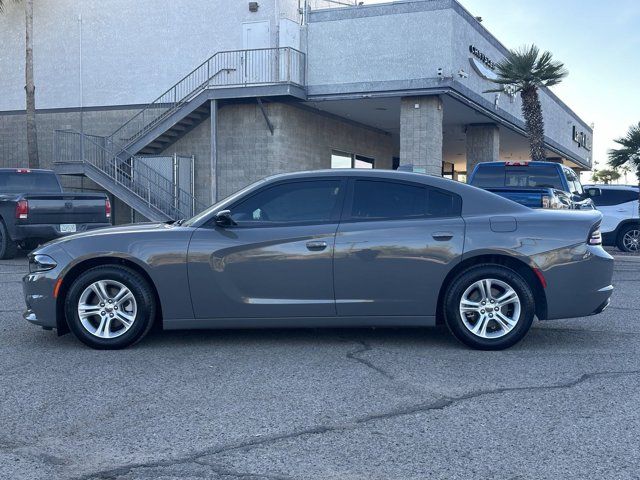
[0, 219, 18, 260]
[616, 223, 640, 253]
[21, 239, 41, 252]
[64, 265, 156, 349]
[443, 265, 536, 350]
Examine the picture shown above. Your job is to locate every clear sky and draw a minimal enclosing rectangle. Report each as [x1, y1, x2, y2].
[363, 0, 640, 179]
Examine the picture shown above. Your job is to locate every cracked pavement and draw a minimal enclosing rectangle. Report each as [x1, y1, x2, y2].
[1, 252, 639, 479]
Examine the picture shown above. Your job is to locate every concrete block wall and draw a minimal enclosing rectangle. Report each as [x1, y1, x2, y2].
[216, 101, 395, 199]
[158, 116, 212, 208]
[399, 96, 443, 176]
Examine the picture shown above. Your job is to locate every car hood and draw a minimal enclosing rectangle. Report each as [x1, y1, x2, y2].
[37, 222, 173, 250]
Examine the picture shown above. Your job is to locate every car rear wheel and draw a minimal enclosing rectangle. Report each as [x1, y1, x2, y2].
[65, 265, 156, 349]
[617, 224, 640, 253]
[0, 220, 18, 260]
[443, 265, 535, 350]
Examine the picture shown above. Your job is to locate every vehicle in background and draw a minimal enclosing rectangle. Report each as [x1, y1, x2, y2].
[468, 161, 594, 210]
[585, 184, 640, 253]
[0, 168, 111, 259]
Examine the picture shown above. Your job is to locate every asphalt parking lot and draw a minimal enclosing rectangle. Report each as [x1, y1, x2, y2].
[1, 250, 639, 480]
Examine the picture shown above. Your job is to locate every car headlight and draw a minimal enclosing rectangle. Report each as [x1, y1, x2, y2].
[29, 254, 58, 273]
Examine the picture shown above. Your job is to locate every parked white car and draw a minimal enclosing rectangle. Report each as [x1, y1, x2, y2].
[585, 185, 640, 252]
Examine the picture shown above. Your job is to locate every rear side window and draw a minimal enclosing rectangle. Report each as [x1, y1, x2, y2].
[349, 180, 461, 220]
[0, 171, 62, 194]
[230, 180, 343, 225]
[592, 189, 639, 207]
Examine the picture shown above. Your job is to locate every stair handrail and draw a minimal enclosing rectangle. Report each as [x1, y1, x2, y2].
[55, 129, 205, 219]
[109, 47, 306, 146]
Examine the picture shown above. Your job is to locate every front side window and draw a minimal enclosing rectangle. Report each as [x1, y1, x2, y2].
[229, 180, 343, 225]
[349, 180, 460, 220]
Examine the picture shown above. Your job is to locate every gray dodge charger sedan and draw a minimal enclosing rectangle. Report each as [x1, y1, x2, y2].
[23, 170, 614, 350]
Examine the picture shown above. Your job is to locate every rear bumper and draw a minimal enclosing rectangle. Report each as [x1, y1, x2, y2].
[13, 222, 111, 242]
[533, 244, 614, 320]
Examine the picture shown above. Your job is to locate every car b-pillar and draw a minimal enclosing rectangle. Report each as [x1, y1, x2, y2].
[399, 96, 443, 176]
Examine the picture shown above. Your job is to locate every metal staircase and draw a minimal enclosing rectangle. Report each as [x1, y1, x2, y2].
[54, 130, 204, 221]
[53, 47, 306, 221]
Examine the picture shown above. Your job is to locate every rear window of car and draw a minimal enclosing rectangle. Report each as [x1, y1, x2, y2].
[349, 180, 461, 220]
[472, 164, 564, 190]
[0, 171, 62, 194]
[592, 189, 639, 206]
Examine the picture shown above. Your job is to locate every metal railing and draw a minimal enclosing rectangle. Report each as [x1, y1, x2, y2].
[54, 129, 205, 220]
[110, 47, 306, 146]
[133, 154, 197, 217]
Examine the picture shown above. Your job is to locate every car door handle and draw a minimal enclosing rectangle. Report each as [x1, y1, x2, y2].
[432, 232, 454, 241]
[306, 241, 328, 251]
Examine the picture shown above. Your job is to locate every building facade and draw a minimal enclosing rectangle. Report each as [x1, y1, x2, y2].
[0, 0, 593, 222]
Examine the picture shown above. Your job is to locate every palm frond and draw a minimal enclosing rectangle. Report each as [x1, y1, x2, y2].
[608, 122, 640, 169]
[491, 44, 567, 90]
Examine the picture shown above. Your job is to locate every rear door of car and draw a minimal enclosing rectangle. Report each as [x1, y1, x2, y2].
[333, 178, 465, 317]
[594, 189, 639, 233]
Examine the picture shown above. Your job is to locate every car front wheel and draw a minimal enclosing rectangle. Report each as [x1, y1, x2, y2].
[443, 265, 536, 350]
[64, 265, 156, 349]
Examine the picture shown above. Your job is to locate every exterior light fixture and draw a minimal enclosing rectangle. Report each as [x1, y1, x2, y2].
[249, 2, 259, 12]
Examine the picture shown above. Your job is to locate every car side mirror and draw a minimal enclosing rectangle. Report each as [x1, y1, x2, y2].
[585, 187, 601, 198]
[214, 210, 237, 227]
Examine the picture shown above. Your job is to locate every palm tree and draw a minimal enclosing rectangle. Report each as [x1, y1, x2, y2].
[608, 122, 640, 218]
[592, 168, 621, 185]
[488, 45, 568, 162]
[0, 0, 40, 168]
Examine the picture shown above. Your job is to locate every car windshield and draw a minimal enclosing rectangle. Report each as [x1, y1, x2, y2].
[0, 171, 62, 193]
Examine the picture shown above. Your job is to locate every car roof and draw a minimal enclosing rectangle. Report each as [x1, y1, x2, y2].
[474, 161, 563, 167]
[0, 168, 55, 173]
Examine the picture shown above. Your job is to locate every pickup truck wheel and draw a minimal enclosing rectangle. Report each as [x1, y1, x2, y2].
[0, 220, 18, 260]
[616, 224, 640, 253]
[443, 265, 535, 350]
[64, 265, 156, 349]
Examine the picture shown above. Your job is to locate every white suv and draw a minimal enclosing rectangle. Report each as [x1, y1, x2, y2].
[585, 185, 639, 252]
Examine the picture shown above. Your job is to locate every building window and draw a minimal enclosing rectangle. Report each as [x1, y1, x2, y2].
[331, 150, 375, 169]
[442, 161, 454, 179]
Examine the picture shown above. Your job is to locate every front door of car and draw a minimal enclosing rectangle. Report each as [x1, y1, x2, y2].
[188, 179, 346, 319]
[333, 178, 465, 317]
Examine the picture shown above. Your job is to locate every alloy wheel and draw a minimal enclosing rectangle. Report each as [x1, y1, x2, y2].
[623, 229, 640, 252]
[77, 280, 137, 339]
[459, 278, 521, 339]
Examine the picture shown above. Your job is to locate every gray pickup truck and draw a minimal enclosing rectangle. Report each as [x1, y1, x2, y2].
[0, 168, 111, 259]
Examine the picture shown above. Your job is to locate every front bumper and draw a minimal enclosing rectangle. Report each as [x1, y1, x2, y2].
[533, 244, 614, 320]
[13, 222, 111, 242]
[22, 246, 72, 330]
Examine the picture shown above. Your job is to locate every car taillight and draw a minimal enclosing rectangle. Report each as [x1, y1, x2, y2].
[105, 198, 112, 219]
[16, 200, 29, 219]
[588, 226, 602, 246]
